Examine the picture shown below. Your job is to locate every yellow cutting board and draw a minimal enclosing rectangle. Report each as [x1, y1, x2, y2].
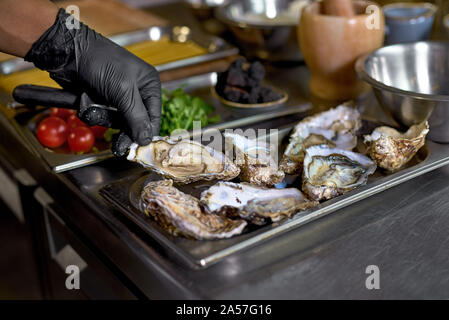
[0, 37, 207, 93]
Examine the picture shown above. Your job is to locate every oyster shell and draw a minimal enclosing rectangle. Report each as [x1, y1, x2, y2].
[280, 105, 361, 174]
[364, 121, 429, 171]
[140, 180, 247, 240]
[302, 145, 376, 201]
[201, 181, 318, 225]
[224, 132, 284, 186]
[127, 137, 240, 184]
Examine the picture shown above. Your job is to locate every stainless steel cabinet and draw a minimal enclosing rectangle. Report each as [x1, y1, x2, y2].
[33, 187, 138, 299]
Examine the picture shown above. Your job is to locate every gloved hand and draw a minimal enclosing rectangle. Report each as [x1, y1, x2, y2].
[24, 9, 161, 156]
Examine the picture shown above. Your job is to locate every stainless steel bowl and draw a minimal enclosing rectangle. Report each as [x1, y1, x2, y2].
[183, 0, 228, 20]
[356, 41, 449, 143]
[215, 0, 307, 60]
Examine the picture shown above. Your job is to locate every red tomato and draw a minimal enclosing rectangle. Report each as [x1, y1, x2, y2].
[68, 127, 95, 153]
[36, 116, 69, 148]
[50, 108, 76, 120]
[67, 114, 88, 130]
[90, 125, 108, 140]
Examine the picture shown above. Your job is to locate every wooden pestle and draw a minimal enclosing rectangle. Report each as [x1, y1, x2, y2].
[322, 0, 355, 17]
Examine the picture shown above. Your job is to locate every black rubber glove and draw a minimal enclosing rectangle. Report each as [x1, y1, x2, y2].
[24, 9, 161, 156]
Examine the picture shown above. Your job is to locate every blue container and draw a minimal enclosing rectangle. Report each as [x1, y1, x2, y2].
[383, 2, 437, 44]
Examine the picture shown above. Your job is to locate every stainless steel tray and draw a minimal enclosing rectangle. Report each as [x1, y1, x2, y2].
[0, 25, 238, 75]
[99, 123, 449, 269]
[19, 110, 114, 173]
[15, 72, 311, 173]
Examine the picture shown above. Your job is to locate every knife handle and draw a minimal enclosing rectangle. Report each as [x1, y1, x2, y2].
[12, 84, 122, 128]
[12, 84, 79, 109]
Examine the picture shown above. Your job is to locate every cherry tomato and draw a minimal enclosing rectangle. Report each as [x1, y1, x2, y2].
[90, 125, 108, 140]
[50, 108, 76, 120]
[67, 114, 88, 130]
[36, 116, 69, 148]
[68, 127, 95, 153]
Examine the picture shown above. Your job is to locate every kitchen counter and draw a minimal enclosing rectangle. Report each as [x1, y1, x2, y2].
[1, 2, 449, 300]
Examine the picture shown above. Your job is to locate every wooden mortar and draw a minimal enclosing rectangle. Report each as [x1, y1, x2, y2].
[299, 0, 384, 101]
[322, 0, 355, 16]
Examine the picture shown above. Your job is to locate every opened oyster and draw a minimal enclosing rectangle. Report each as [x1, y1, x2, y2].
[364, 121, 429, 171]
[224, 132, 284, 186]
[280, 105, 361, 174]
[140, 180, 247, 240]
[201, 182, 318, 225]
[128, 137, 240, 184]
[302, 145, 376, 201]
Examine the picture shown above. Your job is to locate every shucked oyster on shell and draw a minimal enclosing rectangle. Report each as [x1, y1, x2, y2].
[140, 180, 247, 240]
[200, 181, 318, 225]
[127, 136, 240, 184]
[302, 145, 376, 201]
[224, 132, 284, 186]
[280, 105, 361, 175]
[364, 121, 429, 171]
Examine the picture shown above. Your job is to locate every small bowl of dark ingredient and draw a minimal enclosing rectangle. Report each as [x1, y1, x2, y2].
[213, 58, 288, 111]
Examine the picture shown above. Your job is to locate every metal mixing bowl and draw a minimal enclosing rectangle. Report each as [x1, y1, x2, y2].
[215, 0, 306, 60]
[183, 0, 228, 20]
[356, 41, 449, 143]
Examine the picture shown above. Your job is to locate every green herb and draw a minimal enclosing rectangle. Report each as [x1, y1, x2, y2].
[104, 128, 120, 142]
[160, 87, 221, 136]
[92, 146, 99, 153]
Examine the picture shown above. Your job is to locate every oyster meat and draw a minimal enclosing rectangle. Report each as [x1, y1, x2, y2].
[280, 105, 361, 174]
[140, 180, 247, 240]
[302, 145, 376, 201]
[201, 181, 318, 225]
[128, 137, 240, 184]
[364, 121, 429, 171]
[224, 132, 284, 186]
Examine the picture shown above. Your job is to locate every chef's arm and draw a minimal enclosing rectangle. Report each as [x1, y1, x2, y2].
[0, 1, 161, 156]
[0, 0, 58, 57]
